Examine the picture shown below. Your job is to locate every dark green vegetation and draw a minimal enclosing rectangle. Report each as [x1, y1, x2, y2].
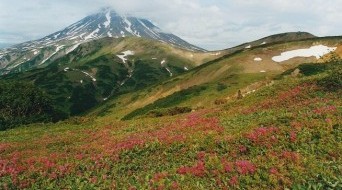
[146, 106, 192, 118]
[122, 85, 207, 120]
[318, 57, 342, 91]
[0, 81, 64, 130]
[1, 37, 197, 118]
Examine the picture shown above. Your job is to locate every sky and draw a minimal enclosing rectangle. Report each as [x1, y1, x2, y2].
[0, 0, 341, 50]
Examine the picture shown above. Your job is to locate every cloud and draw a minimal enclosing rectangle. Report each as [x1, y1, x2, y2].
[0, 0, 341, 50]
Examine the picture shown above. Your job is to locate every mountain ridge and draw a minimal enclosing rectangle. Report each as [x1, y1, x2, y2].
[0, 8, 205, 75]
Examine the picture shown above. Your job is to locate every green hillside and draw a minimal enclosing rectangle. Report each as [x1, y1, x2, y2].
[0, 56, 341, 189]
[0, 34, 341, 189]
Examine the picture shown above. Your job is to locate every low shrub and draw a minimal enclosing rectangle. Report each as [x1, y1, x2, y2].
[147, 106, 192, 118]
[214, 99, 228, 105]
[318, 59, 342, 91]
[0, 80, 65, 130]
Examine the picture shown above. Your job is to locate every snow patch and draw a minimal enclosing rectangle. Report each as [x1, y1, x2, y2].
[122, 17, 140, 37]
[66, 43, 80, 54]
[40, 45, 64, 65]
[123, 17, 134, 35]
[260, 70, 266, 73]
[117, 50, 135, 63]
[261, 41, 267, 45]
[8, 61, 25, 70]
[160, 59, 172, 76]
[103, 11, 111, 28]
[69, 36, 79, 40]
[184, 66, 189, 71]
[134, 31, 141, 37]
[32, 50, 39, 55]
[64, 67, 96, 82]
[138, 19, 160, 39]
[152, 58, 157, 60]
[81, 71, 96, 82]
[107, 31, 113, 37]
[84, 28, 100, 40]
[211, 52, 221, 56]
[254, 57, 262, 61]
[161, 59, 166, 66]
[79, 33, 87, 39]
[272, 45, 337, 62]
[165, 67, 173, 77]
[54, 33, 61, 39]
[245, 45, 251, 49]
[121, 31, 125, 37]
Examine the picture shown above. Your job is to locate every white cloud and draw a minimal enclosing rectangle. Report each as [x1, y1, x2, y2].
[0, 0, 341, 50]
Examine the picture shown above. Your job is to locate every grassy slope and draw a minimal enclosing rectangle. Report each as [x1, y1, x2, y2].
[0, 60, 341, 189]
[89, 37, 342, 120]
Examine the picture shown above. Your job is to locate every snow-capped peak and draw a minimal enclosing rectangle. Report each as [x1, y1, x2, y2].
[0, 8, 205, 75]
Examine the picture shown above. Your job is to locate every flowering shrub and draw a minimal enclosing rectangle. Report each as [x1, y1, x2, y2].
[235, 160, 257, 175]
[177, 161, 206, 177]
[229, 176, 239, 186]
[282, 151, 300, 163]
[313, 105, 337, 115]
[246, 126, 278, 147]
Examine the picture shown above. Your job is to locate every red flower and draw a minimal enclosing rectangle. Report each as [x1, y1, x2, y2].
[152, 172, 168, 182]
[229, 176, 239, 186]
[282, 151, 300, 162]
[171, 182, 179, 189]
[269, 167, 278, 175]
[238, 145, 247, 153]
[89, 176, 98, 184]
[325, 118, 332, 124]
[176, 161, 206, 177]
[176, 167, 187, 175]
[235, 160, 256, 175]
[313, 105, 337, 115]
[246, 127, 278, 147]
[290, 131, 297, 142]
[197, 151, 206, 161]
[221, 159, 234, 173]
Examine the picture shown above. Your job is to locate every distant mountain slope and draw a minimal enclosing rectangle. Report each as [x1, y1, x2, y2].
[0, 37, 217, 116]
[222, 32, 316, 54]
[0, 8, 205, 75]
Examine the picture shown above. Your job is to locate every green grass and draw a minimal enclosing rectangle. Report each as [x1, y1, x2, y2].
[122, 85, 207, 120]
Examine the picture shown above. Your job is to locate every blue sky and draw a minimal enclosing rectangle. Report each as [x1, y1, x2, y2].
[0, 0, 341, 50]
